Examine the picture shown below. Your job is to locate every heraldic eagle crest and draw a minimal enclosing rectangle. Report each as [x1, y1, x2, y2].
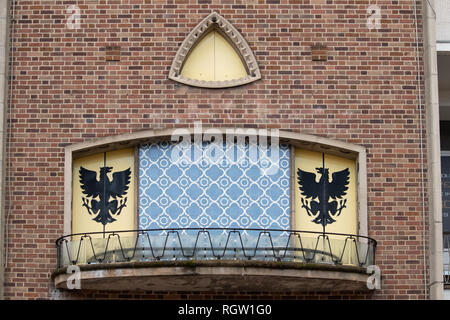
[297, 165, 350, 229]
[79, 166, 131, 226]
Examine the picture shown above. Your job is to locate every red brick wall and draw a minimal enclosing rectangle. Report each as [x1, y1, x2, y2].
[4, 0, 427, 299]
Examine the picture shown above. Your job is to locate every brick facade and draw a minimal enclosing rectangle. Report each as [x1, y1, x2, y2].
[4, 0, 428, 299]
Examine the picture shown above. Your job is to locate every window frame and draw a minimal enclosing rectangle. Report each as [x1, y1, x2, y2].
[168, 12, 261, 89]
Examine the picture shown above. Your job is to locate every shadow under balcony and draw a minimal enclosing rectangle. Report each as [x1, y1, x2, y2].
[52, 228, 377, 292]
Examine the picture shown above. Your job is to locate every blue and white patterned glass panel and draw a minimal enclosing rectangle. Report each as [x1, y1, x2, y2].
[138, 141, 290, 236]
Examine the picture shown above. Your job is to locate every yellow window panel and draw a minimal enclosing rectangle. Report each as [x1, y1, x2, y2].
[180, 30, 248, 82]
[294, 149, 357, 235]
[180, 31, 215, 81]
[213, 31, 248, 81]
[294, 149, 358, 265]
[72, 148, 136, 239]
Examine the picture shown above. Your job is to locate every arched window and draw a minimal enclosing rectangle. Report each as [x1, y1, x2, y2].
[180, 30, 248, 82]
[63, 129, 372, 268]
[66, 129, 367, 239]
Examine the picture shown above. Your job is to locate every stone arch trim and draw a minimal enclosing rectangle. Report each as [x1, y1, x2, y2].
[168, 12, 261, 88]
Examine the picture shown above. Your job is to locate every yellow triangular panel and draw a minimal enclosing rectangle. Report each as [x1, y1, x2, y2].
[180, 31, 248, 82]
[169, 12, 261, 88]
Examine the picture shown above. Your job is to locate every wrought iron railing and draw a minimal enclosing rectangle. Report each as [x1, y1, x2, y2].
[56, 228, 377, 269]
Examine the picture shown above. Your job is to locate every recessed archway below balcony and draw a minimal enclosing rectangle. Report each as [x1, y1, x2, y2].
[52, 260, 372, 292]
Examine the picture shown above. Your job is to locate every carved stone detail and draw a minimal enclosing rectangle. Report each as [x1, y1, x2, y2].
[168, 12, 261, 88]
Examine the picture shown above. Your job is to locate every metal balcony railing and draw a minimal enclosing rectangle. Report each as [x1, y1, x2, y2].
[56, 228, 377, 269]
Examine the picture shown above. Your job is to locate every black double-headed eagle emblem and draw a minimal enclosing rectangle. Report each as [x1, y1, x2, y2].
[297, 166, 350, 229]
[79, 166, 131, 227]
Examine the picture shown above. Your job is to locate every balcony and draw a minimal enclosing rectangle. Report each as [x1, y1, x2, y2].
[52, 228, 377, 292]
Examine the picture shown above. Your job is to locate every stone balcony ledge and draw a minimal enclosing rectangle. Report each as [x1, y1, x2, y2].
[52, 259, 372, 292]
[53, 228, 376, 292]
